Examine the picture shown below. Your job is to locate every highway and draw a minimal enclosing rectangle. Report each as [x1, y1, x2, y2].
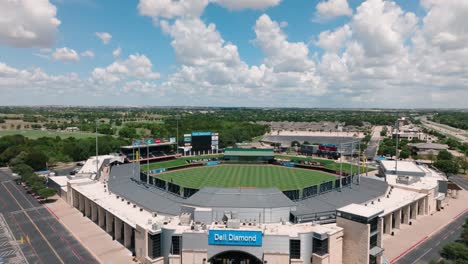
[0, 168, 97, 264]
[395, 210, 467, 264]
[418, 116, 468, 143]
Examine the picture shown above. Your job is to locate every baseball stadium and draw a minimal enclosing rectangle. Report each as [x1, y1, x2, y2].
[52, 132, 449, 264]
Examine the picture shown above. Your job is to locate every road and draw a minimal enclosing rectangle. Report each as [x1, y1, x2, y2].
[0, 168, 97, 264]
[365, 126, 383, 160]
[418, 116, 468, 143]
[450, 174, 468, 190]
[395, 211, 467, 264]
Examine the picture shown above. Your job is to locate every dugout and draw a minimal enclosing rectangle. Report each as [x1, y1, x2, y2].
[223, 148, 274, 163]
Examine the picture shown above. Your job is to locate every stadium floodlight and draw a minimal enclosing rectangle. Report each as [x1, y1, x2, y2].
[95, 120, 99, 179]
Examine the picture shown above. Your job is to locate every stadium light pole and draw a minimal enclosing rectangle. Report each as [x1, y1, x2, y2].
[95, 120, 99, 179]
[358, 140, 361, 185]
[339, 143, 343, 191]
[395, 120, 399, 176]
[147, 140, 150, 185]
[132, 139, 135, 179]
[176, 115, 180, 155]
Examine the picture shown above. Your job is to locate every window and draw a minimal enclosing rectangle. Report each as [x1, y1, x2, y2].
[171, 236, 181, 255]
[290, 239, 301, 259]
[369, 217, 378, 233]
[369, 255, 377, 264]
[369, 234, 378, 249]
[148, 233, 161, 259]
[312, 238, 328, 256]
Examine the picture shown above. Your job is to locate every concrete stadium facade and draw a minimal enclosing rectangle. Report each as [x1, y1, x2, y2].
[53, 157, 448, 264]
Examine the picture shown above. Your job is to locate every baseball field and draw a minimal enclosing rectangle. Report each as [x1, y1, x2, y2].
[153, 165, 336, 190]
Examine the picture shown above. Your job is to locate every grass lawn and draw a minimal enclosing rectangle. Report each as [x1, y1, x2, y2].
[0, 130, 103, 139]
[153, 165, 336, 190]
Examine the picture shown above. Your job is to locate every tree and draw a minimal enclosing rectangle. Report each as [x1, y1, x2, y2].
[400, 149, 410, 159]
[291, 141, 301, 147]
[434, 160, 459, 175]
[456, 156, 468, 174]
[24, 151, 48, 171]
[440, 242, 468, 261]
[438, 150, 453, 161]
[119, 126, 138, 139]
[38, 188, 57, 201]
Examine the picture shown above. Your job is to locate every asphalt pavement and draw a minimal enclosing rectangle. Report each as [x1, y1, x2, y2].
[0, 168, 97, 264]
[395, 211, 467, 264]
[449, 174, 468, 190]
[365, 126, 383, 160]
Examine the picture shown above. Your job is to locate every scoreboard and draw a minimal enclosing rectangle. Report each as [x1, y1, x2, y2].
[184, 131, 219, 152]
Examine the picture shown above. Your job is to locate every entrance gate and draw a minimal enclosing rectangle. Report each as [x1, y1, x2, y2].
[209, 251, 262, 264]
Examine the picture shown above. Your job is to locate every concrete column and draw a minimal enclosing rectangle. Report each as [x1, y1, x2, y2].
[124, 223, 132, 248]
[106, 211, 114, 234]
[384, 214, 392, 234]
[417, 199, 424, 216]
[91, 202, 98, 222]
[403, 205, 410, 224]
[98, 206, 105, 228]
[85, 197, 91, 218]
[79, 193, 85, 214]
[115, 218, 123, 243]
[72, 190, 79, 208]
[410, 202, 417, 219]
[394, 209, 401, 229]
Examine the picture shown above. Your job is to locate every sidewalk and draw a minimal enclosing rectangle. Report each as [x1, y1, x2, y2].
[383, 190, 468, 262]
[45, 196, 135, 264]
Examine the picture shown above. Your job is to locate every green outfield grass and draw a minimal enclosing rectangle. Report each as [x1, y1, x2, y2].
[153, 165, 336, 190]
[0, 130, 103, 139]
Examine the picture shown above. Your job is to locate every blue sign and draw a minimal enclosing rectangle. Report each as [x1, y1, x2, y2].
[208, 230, 262, 247]
[192, 131, 212, 136]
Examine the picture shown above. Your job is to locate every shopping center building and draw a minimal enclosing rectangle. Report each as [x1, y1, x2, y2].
[50, 156, 449, 264]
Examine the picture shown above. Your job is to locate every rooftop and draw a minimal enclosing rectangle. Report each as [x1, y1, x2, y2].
[337, 203, 383, 219]
[380, 160, 424, 174]
[408, 142, 449, 150]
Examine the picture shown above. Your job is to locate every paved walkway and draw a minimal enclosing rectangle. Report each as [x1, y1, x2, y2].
[44, 196, 135, 264]
[383, 190, 468, 263]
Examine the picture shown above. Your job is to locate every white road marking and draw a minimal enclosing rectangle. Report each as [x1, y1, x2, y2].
[410, 247, 433, 264]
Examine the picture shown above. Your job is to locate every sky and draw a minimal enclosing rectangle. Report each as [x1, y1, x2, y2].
[0, 0, 467, 108]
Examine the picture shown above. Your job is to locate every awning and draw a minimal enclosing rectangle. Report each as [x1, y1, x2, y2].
[369, 246, 384, 256]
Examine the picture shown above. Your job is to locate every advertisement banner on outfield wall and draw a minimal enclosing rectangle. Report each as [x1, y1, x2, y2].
[169, 137, 176, 143]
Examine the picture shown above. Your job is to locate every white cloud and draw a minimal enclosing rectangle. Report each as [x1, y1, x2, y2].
[316, 0, 352, 19]
[52, 47, 80, 62]
[254, 14, 315, 73]
[213, 0, 281, 11]
[81, 50, 95, 58]
[95, 32, 112, 44]
[316, 25, 351, 53]
[92, 53, 160, 83]
[137, 0, 280, 21]
[138, 0, 209, 20]
[113, 47, 122, 58]
[0, 0, 61, 48]
[314, 0, 468, 107]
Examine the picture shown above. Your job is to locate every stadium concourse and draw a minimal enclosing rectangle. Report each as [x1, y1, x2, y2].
[48, 149, 449, 264]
